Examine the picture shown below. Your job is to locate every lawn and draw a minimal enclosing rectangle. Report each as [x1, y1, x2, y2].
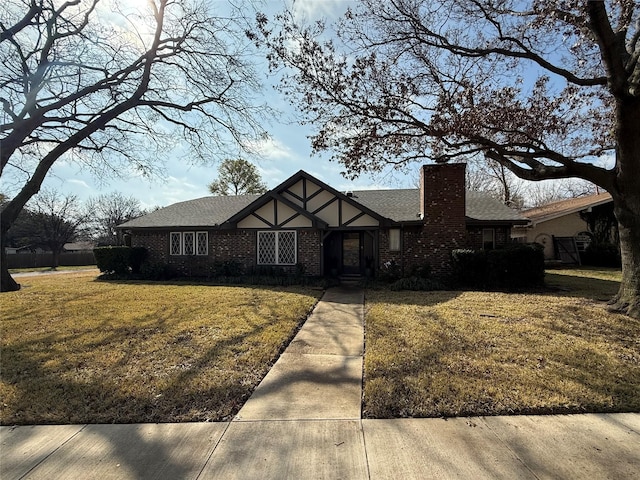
[0, 271, 321, 424]
[363, 267, 640, 418]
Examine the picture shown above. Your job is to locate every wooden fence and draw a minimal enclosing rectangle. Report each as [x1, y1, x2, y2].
[6, 252, 96, 269]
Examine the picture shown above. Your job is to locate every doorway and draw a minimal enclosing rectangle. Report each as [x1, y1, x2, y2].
[342, 232, 361, 274]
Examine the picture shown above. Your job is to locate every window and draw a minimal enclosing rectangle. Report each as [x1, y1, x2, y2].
[170, 232, 182, 255]
[183, 232, 195, 255]
[258, 230, 296, 265]
[196, 232, 208, 256]
[389, 228, 401, 251]
[482, 228, 495, 250]
[170, 232, 208, 256]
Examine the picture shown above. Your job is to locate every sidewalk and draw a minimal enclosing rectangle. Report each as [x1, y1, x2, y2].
[2, 286, 639, 479]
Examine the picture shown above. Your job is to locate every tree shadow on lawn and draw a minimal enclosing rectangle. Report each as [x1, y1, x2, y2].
[543, 271, 620, 302]
[365, 323, 640, 419]
[93, 274, 328, 292]
[0, 304, 303, 426]
[363, 293, 640, 419]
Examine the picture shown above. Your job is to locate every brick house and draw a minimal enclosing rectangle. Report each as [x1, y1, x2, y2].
[118, 164, 527, 278]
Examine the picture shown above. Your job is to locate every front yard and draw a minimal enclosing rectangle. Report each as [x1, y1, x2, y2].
[1, 267, 637, 424]
[363, 268, 640, 418]
[0, 272, 320, 424]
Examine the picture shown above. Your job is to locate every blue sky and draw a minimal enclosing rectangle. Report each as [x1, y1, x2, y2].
[35, 0, 416, 210]
[23, 0, 612, 210]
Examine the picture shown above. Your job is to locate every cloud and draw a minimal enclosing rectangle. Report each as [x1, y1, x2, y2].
[291, 0, 352, 21]
[249, 137, 296, 160]
[67, 178, 91, 190]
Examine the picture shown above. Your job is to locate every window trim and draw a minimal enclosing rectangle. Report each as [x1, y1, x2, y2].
[170, 232, 182, 256]
[170, 231, 208, 256]
[196, 231, 208, 256]
[183, 231, 195, 255]
[257, 230, 297, 266]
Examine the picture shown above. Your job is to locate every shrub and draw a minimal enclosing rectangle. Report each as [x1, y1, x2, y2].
[451, 244, 544, 290]
[94, 247, 134, 275]
[581, 243, 621, 267]
[389, 277, 445, 291]
[451, 249, 487, 287]
[211, 260, 245, 277]
[378, 259, 402, 282]
[129, 247, 148, 274]
[486, 243, 545, 288]
[409, 262, 432, 279]
[248, 265, 287, 277]
[140, 262, 179, 280]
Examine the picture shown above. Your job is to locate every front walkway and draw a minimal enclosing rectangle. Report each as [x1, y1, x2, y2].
[234, 286, 364, 421]
[2, 287, 639, 479]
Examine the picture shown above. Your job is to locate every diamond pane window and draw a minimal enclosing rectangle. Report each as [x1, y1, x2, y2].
[258, 231, 277, 264]
[258, 231, 296, 265]
[183, 232, 195, 255]
[196, 232, 208, 255]
[170, 232, 182, 255]
[277, 231, 296, 264]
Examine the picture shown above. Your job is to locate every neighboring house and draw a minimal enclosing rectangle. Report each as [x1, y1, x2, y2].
[63, 241, 95, 252]
[118, 164, 528, 278]
[511, 192, 614, 262]
[4, 245, 47, 255]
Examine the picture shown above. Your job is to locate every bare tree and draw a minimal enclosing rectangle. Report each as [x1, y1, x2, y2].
[525, 179, 600, 209]
[466, 157, 525, 208]
[1, 0, 269, 291]
[257, 1, 640, 318]
[31, 189, 88, 268]
[208, 158, 268, 195]
[86, 192, 145, 245]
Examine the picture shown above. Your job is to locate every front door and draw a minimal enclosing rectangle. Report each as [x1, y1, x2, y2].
[342, 232, 361, 274]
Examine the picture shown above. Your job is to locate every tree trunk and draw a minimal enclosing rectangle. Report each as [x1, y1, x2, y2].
[1, 231, 20, 292]
[609, 196, 640, 318]
[52, 248, 61, 269]
[608, 95, 640, 319]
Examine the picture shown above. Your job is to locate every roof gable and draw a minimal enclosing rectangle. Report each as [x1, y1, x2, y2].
[521, 193, 612, 225]
[226, 170, 387, 228]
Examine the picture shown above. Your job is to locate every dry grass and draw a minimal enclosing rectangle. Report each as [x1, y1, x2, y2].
[364, 268, 640, 418]
[0, 271, 320, 424]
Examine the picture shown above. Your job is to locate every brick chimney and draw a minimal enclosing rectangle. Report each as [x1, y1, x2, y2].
[419, 163, 466, 225]
[417, 163, 467, 277]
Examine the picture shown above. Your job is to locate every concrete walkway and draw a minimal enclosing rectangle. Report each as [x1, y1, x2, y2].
[2, 287, 640, 479]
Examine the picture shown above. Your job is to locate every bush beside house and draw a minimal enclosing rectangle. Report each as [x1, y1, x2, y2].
[94, 246, 148, 275]
[451, 244, 545, 290]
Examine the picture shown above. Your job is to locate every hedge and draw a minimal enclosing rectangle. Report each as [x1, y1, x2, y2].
[451, 244, 544, 290]
[94, 246, 148, 275]
[581, 243, 621, 268]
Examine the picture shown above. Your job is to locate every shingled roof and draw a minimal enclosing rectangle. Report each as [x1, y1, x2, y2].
[119, 194, 259, 229]
[119, 187, 527, 229]
[521, 192, 612, 226]
[350, 189, 527, 224]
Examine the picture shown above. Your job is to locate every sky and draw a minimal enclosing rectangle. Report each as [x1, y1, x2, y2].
[33, 0, 414, 210]
[6, 0, 612, 211]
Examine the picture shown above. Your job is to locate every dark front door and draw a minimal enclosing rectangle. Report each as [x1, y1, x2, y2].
[342, 232, 361, 274]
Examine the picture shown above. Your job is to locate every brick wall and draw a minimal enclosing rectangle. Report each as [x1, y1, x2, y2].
[131, 228, 322, 277]
[298, 229, 321, 275]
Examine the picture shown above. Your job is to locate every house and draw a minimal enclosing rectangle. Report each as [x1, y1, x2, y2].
[118, 164, 528, 278]
[63, 241, 96, 253]
[511, 192, 614, 262]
